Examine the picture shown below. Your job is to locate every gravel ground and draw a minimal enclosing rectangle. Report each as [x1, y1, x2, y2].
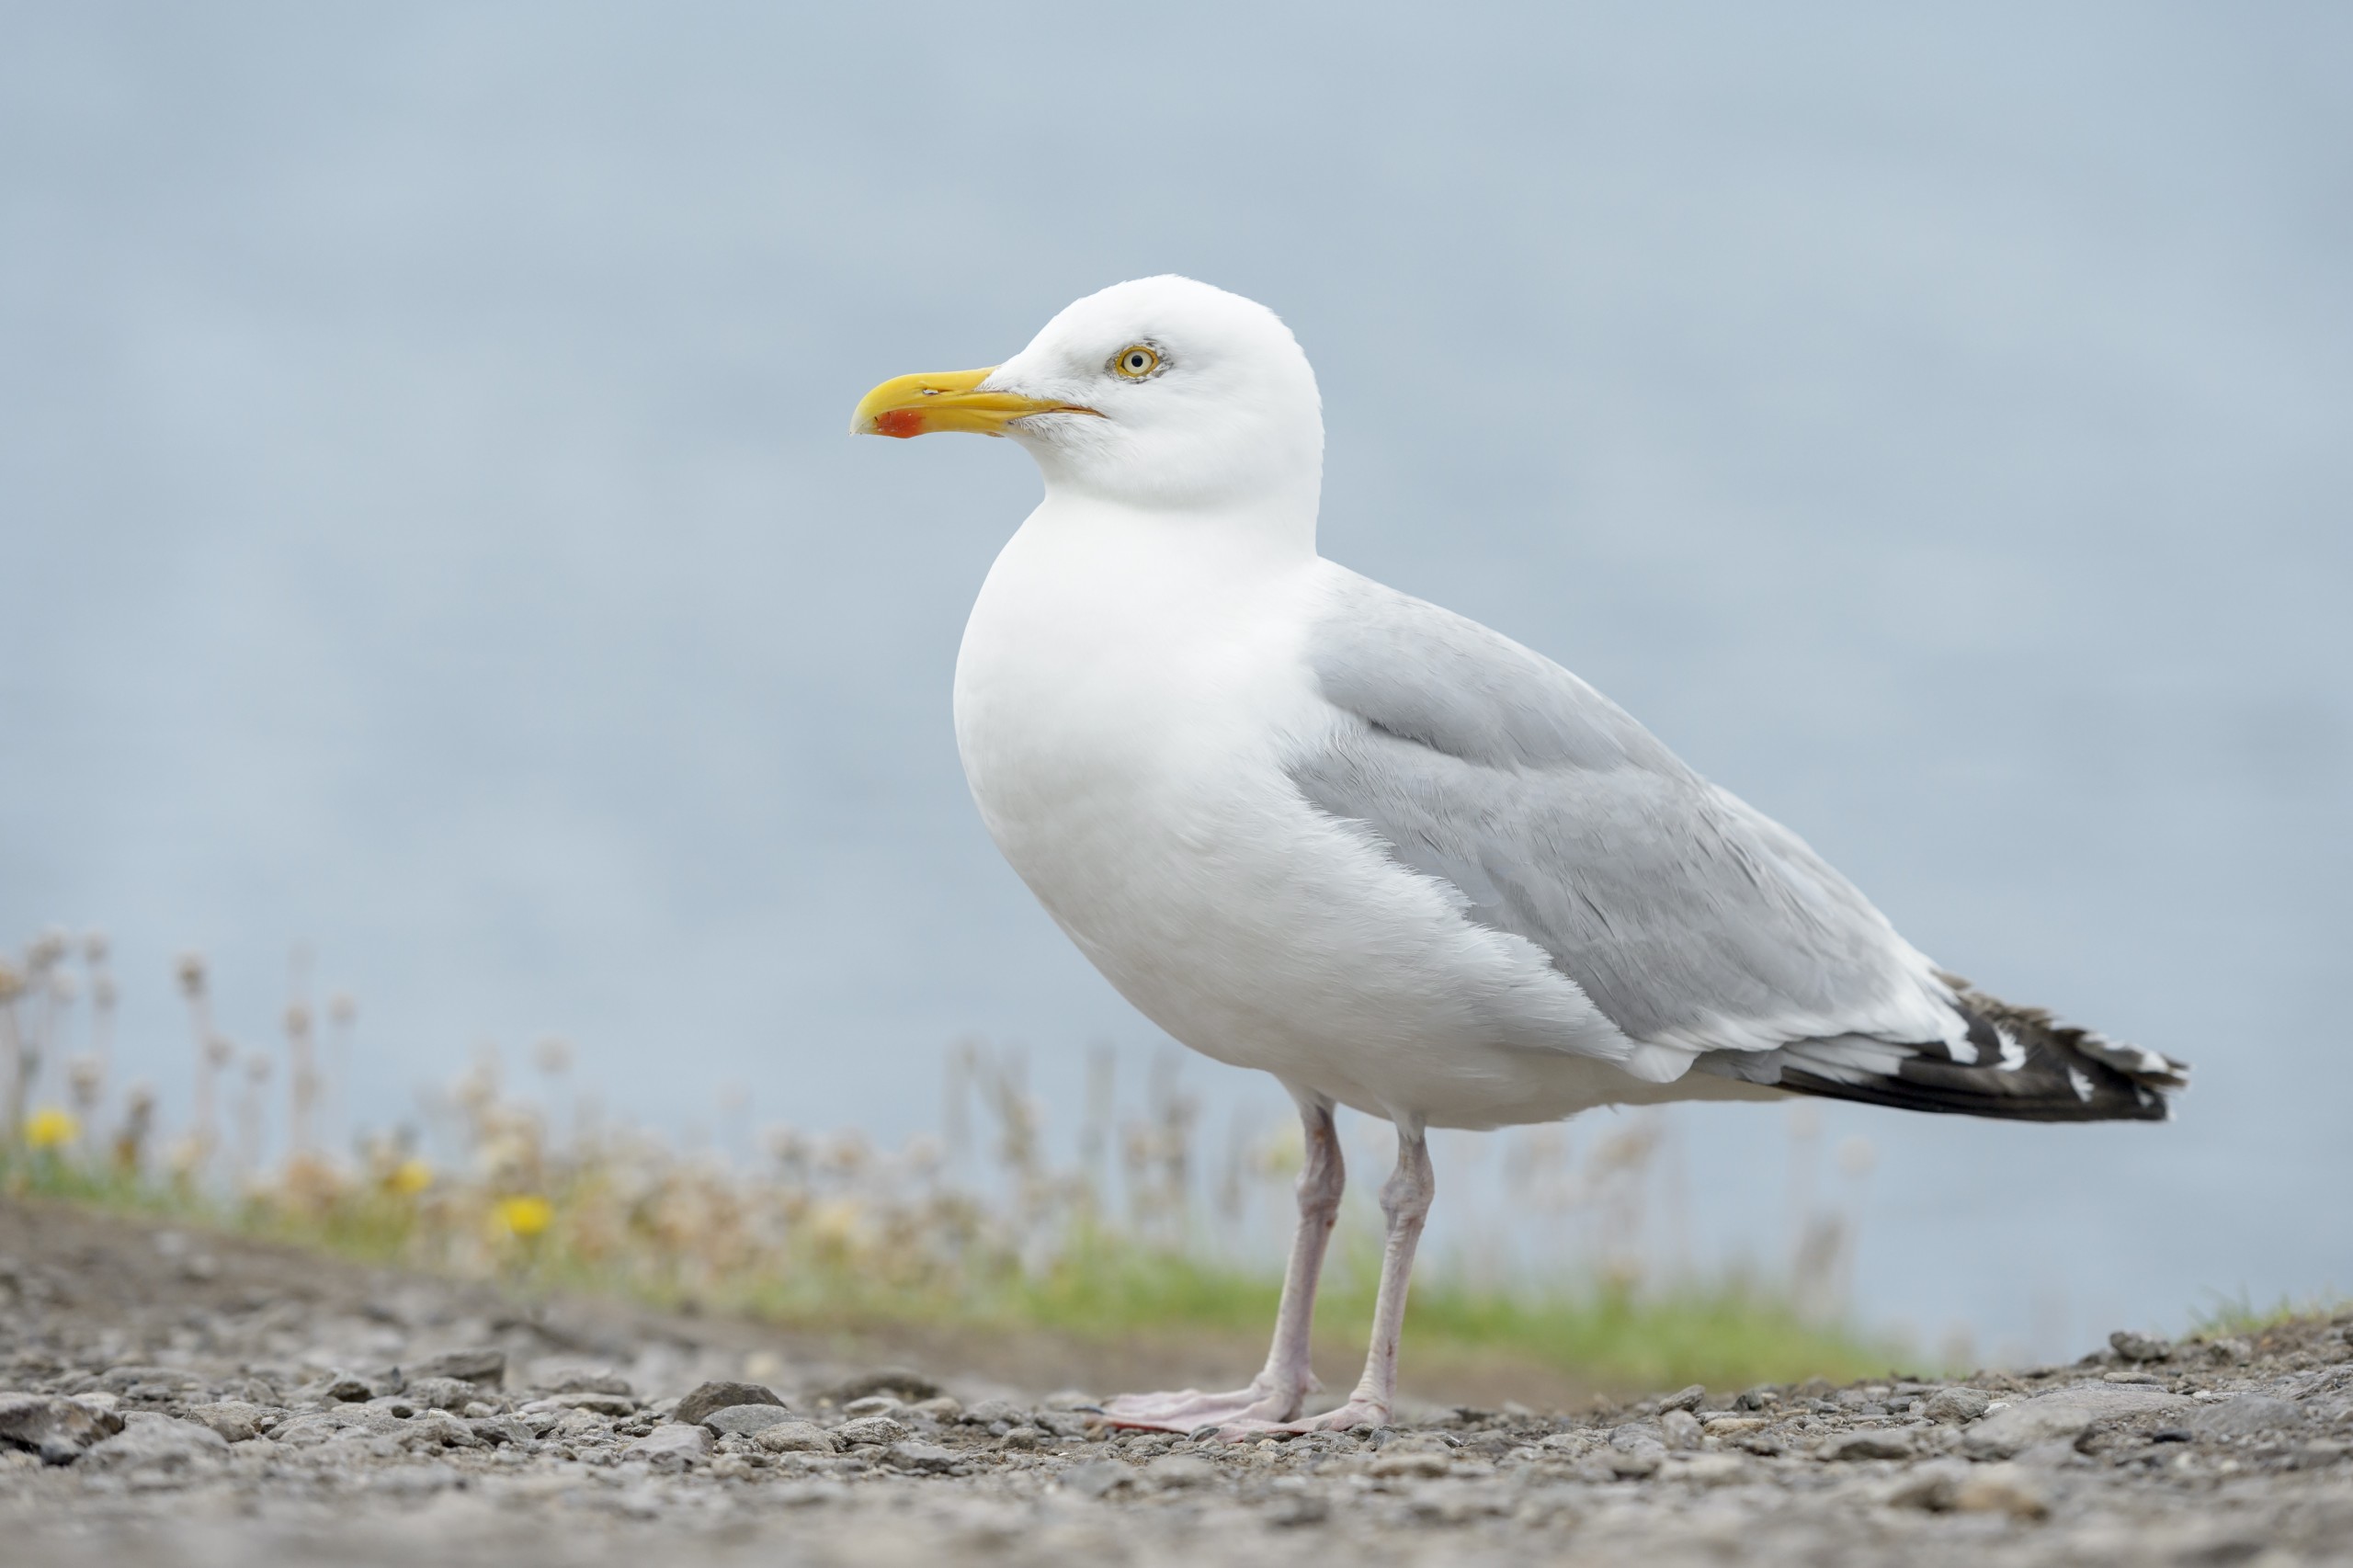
[4, 1199, 2350, 1566]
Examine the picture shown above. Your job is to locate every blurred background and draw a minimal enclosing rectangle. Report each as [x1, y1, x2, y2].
[3, 4, 2347, 1363]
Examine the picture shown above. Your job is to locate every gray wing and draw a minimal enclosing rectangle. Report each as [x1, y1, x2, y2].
[1292, 572, 2187, 1121]
[1291, 573, 1957, 1062]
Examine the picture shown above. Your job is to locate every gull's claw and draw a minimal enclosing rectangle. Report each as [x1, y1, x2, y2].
[1099, 1380, 1306, 1432]
[1191, 1399, 1392, 1442]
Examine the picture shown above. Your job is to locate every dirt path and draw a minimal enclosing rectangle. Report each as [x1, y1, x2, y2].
[4, 1198, 2348, 1566]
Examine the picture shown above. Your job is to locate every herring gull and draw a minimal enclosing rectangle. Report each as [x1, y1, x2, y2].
[852, 276, 2188, 1435]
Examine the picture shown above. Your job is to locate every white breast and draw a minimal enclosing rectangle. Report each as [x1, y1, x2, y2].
[951, 498, 1643, 1128]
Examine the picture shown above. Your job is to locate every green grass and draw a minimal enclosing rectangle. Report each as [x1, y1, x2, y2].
[6, 1152, 1904, 1393]
[2188, 1287, 2350, 1341]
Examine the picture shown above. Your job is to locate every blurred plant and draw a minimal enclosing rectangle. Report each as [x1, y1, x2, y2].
[26, 1107, 78, 1151]
[494, 1194, 554, 1238]
[0, 934, 1904, 1389]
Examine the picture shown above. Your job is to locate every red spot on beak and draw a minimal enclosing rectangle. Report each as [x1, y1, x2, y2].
[873, 408, 927, 438]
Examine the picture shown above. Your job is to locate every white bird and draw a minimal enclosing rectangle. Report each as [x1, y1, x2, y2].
[853, 276, 2187, 1435]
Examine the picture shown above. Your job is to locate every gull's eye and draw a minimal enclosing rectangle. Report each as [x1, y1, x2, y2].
[1110, 344, 1163, 380]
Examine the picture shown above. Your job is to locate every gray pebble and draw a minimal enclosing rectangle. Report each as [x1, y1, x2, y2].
[1922, 1387, 1991, 1424]
[887, 1439, 958, 1472]
[2190, 1396, 2309, 1439]
[624, 1424, 712, 1463]
[1060, 1459, 1133, 1497]
[0, 1393, 124, 1464]
[1143, 1452, 1218, 1489]
[835, 1415, 907, 1447]
[702, 1403, 801, 1437]
[1820, 1427, 1915, 1461]
[754, 1421, 839, 1454]
[81, 1415, 232, 1474]
[1964, 1384, 2192, 1459]
[1659, 1409, 1702, 1450]
[183, 1401, 270, 1443]
[407, 1349, 506, 1388]
[673, 1380, 787, 1426]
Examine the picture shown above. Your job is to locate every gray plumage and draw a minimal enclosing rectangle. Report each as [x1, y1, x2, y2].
[1290, 573, 2187, 1121]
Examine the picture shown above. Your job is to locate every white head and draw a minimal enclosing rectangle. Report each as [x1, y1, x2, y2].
[854, 277, 1324, 518]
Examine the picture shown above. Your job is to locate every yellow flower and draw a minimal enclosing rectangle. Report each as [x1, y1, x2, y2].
[26, 1108, 79, 1150]
[494, 1195, 553, 1238]
[387, 1158, 433, 1197]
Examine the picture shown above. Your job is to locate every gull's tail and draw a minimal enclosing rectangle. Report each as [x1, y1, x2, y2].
[1699, 973, 2189, 1122]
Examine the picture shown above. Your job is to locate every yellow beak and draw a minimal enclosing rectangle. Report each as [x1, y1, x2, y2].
[851, 367, 1096, 438]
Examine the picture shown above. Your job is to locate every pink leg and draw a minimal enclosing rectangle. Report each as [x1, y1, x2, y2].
[1290, 1119, 1431, 1431]
[1102, 1096, 1343, 1430]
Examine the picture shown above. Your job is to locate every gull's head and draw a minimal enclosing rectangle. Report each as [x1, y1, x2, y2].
[853, 276, 1323, 513]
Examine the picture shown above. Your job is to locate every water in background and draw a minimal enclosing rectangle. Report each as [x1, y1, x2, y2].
[3, 6, 2347, 1361]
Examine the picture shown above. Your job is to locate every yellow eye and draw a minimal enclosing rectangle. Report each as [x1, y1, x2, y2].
[1111, 344, 1162, 380]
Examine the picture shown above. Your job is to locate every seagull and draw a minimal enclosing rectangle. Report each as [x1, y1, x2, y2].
[852, 276, 2188, 1435]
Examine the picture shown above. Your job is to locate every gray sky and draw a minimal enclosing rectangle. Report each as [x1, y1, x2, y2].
[4, 4, 2347, 1356]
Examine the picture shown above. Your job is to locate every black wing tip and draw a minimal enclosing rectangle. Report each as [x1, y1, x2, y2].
[1777, 975, 2188, 1125]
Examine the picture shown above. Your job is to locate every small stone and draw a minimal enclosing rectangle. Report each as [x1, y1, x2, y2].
[98, 1365, 201, 1394]
[1658, 1409, 1702, 1450]
[1883, 1457, 1972, 1511]
[2109, 1330, 2172, 1363]
[959, 1398, 1025, 1427]
[1604, 1445, 1662, 1479]
[1144, 1452, 1218, 1489]
[1604, 1427, 1665, 1477]
[887, 1439, 958, 1472]
[548, 1408, 611, 1438]
[2202, 1337, 2254, 1366]
[673, 1380, 787, 1426]
[834, 1415, 907, 1447]
[402, 1377, 480, 1412]
[702, 1403, 798, 1437]
[710, 1453, 753, 1480]
[1667, 1452, 1749, 1486]
[549, 1369, 633, 1396]
[411, 1349, 506, 1388]
[0, 1392, 125, 1464]
[1963, 1384, 2192, 1459]
[2189, 1396, 2307, 1440]
[293, 1371, 374, 1404]
[1952, 1461, 2052, 1520]
[183, 1401, 268, 1443]
[999, 1426, 1043, 1450]
[469, 1415, 536, 1447]
[1060, 1459, 1133, 1497]
[82, 1415, 232, 1475]
[754, 1421, 839, 1454]
[624, 1423, 711, 1463]
[399, 1410, 483, 1449]
[908, 1395, 962, 1422]
[841, 1394, 903, 1418]
[1923, 1387, 1992, 1423]
[1733, 1386, 1779, 1412]
[1821, 1428, 1915, 1461]
[1702, 1416, 1768, 1437]
[1370, 1446, 1455, 1479]
[815, 1368, 941, 1406]
[545, 1391, 637, 1416]
[1656, 1384, 1707, 1415]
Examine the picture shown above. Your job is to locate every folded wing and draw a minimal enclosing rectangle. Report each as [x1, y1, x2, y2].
[1290, 571, 2184, 1121]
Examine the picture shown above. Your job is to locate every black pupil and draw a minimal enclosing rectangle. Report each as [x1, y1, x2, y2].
[1128, 353, 1145, 369]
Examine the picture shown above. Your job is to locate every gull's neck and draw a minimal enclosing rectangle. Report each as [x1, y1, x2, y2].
[1023, 479, 1322, 582]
